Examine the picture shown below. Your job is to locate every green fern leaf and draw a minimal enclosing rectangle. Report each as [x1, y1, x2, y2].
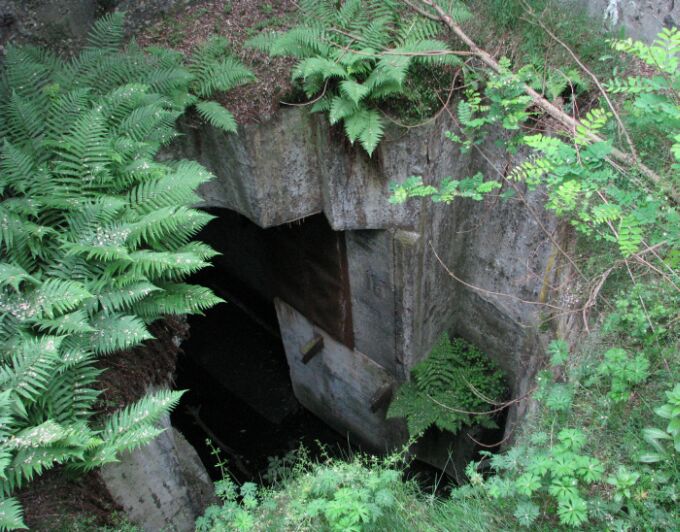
[0, 497, 26, 531]
[339, 80, 370, 105]
[358, 109, 384, 156]
[85, 12, 125, 52]
[329, 96, 358, 125]
[195, 101, 238, 133]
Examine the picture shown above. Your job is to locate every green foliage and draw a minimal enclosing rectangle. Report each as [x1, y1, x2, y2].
[388, 335, 505, 436]
[50, 513, 140, 532]
[246, 0, 468, 155]
[474, 425, 604, 528]
[197, 450, 404, 532]
[0, 13, 252, 527]
[640, 383, 680, 463]
[597, 348, 649, 402]
[389, 25, 679, 529]
[547, 339, 569, 366]
[438, 28, 680, 260]
[389, 172, 501, 204]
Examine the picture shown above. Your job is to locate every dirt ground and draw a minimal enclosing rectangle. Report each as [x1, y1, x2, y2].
[137, 0, 298, 124]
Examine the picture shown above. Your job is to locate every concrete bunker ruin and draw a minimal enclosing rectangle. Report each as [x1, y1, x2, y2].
[170, 105, 573, 467]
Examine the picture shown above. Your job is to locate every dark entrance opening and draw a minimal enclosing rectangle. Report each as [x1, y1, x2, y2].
[171, 209, 357, 483]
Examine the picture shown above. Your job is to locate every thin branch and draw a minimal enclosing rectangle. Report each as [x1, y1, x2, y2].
[466, 426, 515, 448]
[429, 240, 569, 312]
[414, 0, 678, 203]
[518, 0, 639, 160]
[186, 405, 253, 478]
[426, 386, 536, 416]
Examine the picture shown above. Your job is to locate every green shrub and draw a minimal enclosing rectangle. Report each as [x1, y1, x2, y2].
[390, 21, 679, 529]
[0, 13, 253, 529]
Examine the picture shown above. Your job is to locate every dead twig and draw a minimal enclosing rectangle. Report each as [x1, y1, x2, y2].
[426, 386, 536, 416]
[185, 405, 253, 478]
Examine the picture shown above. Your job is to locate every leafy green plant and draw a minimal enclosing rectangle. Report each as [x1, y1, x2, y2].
[388, 11, 680, 530]
[197, 450, 402, 532]
[389, 173, 501, 204]
[469, 425, 603, 528]
[640, 383, 680, 463]
[388, 335, 506, 436]
[0, 13, 253, 529]
[597, 348, 649, 402]
[392, 27, 680, 262]
[246, 0, 467, 155]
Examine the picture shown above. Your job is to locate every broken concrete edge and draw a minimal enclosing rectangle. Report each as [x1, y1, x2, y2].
[101, 388, 217, 532]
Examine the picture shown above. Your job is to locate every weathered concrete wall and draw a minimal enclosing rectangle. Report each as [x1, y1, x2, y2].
[582, 0, 679, 42]
[174, 110, 443, 230]
[180, 107, 570, 454]
[101, 412, 216, 532]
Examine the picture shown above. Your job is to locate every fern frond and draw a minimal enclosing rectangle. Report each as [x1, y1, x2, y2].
[128, 161, 211, 214]
[92, 389, 184, 463]
[0, 263, 37, 292]
[35, 310, 95, 335]
[0, 497, 26, 531]
[0, 337, 61, 404]
[0, 141, 35, 195]
[329, 96, 358, 125]
[195, 101, 238, 133]
[127, 206, 215, 249]
[270, 27, 331, 58]
[358, 109, 384, 156]
[132, 283, 224, 318]
[339, 80, 370, 105]
[0, 11, 224, 511]
[44, 358, 101, 423]
[189, 41, 254, 97]
[122, 250, 210, 280]
[85, 12, 125, 52]
[88, 313, 153, 355]
[1, 91, 46, 144]
[88, 282, 161, 315]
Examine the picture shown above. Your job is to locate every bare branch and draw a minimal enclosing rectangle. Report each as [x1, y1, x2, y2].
[413, 0, 678, 203]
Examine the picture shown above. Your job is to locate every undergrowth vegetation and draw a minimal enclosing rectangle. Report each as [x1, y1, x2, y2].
[0, 13, 252, 529]
[387, 7, 680, 529]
